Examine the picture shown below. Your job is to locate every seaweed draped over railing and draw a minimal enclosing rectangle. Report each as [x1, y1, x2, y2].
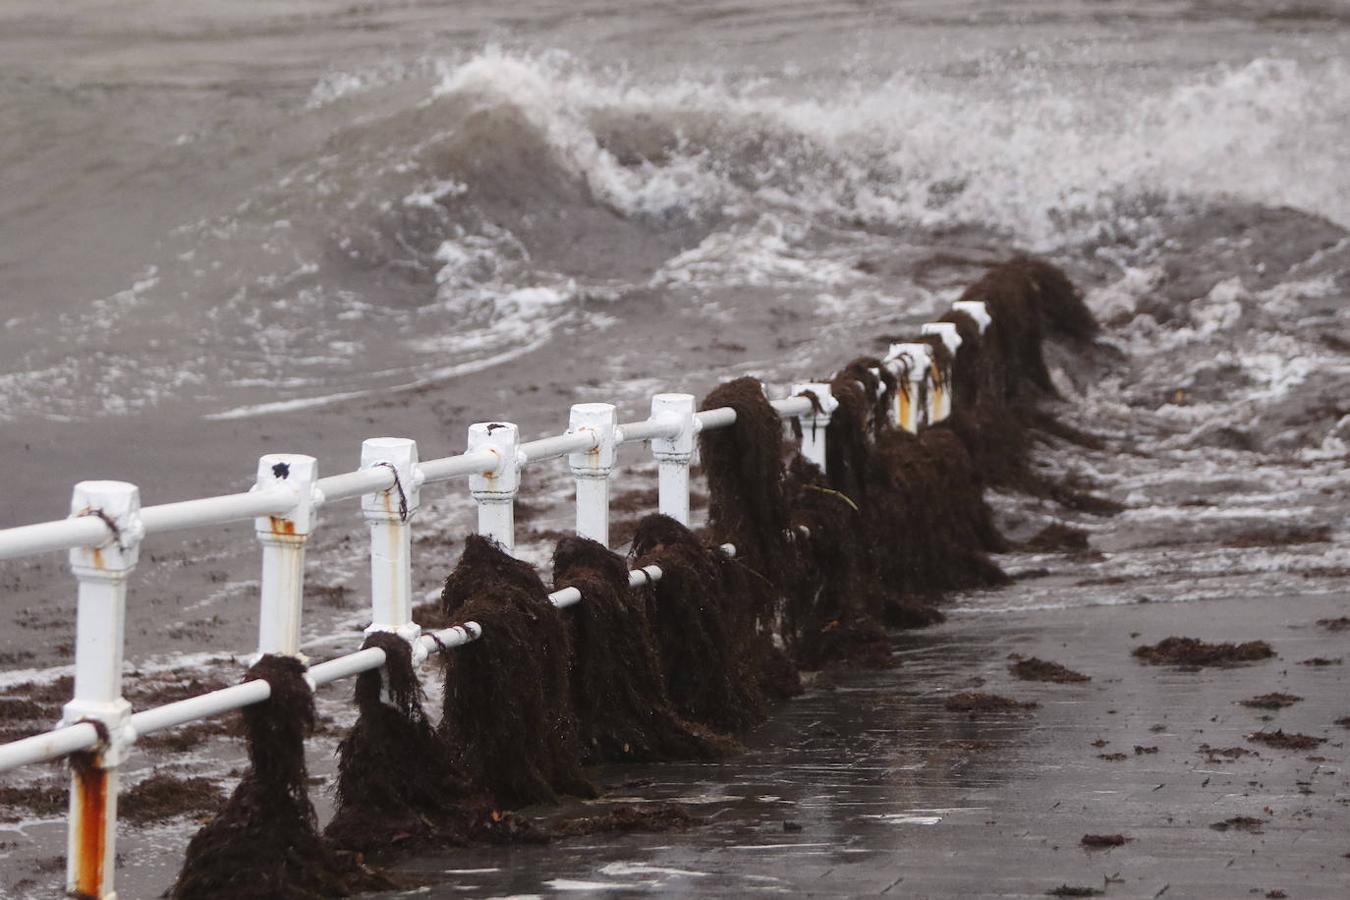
[0, 256, 1106, 899]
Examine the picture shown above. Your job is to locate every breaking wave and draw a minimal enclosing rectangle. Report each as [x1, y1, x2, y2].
[2, 47, 1348, 422]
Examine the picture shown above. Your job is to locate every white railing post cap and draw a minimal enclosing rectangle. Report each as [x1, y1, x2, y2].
[885, 342, 933, 379]
[951, 300, 992, 334]
[254, 454, 319, 535]
[467, 422, 521, 496]
[651, 393, 696, 458]
[921, 322, 963, 355]
[790, 383, 839, 417]
[567, 402, 618, 471]
[68, 480, 143, 572]
[360, 437, 421, 517]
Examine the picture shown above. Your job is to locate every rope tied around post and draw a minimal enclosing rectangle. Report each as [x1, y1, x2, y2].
[794, 388, 825, 442]
[374, 462, 409, 522]
[78, 508, 125, 553]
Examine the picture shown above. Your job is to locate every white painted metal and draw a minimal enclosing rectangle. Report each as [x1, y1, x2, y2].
[771, 396, 814, 418]
[790, 383, 837, 474]
[253, 454, 318, 660]
[519, 430, 595, 464]
[0, 516, 114, 561]
[360, 438, 423, 659]
[921, 322, 963, 356]
[139, 488, 299, 532]
[467, 422, 521, 553]
[130, 680, 272, 739]
[568, 403, 618, 545]
[884, 342, 933, 433]
[920, 323, 959, 424]
[650, 393, 696, 524]
[64, 480, 142, 900]
[417, 448, 499, 484]
[616, 416, 681, 444]
[550, 586, 584, 609]
[694, 406, 737, 430]
[0, 488, 303, 561]
[315, 468, 394, 505]
[306, 646, 388, 688]
[0, 366, 930, 900]
[415, 621, 482, 657]
[952, 300, 992, 334]
[692, 396, 812, 435]
[550, 563, 664, 610]
[0, 721, 101, 771]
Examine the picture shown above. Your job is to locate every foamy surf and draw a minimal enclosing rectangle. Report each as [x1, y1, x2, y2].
[3, 43, 1348, 425]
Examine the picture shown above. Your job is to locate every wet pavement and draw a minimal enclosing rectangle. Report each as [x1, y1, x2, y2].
[391, 591, 1350, 898]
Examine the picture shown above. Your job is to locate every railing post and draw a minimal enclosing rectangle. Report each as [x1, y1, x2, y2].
[568, 403, 618, 545]
[650, 393, 696, 526]
[921, 322, 963, 423]
[951, 300, 992, 334]
[790, 382, 837, 474]
[360, 438, 423, 657]
[63, 480, 142, 900]
[468, 422, 521, 554]
[885, 342, 933, 434]
[253, 454, 318, 660]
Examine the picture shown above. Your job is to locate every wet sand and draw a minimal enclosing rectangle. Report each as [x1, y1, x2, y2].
[392, 590, 1350, 898]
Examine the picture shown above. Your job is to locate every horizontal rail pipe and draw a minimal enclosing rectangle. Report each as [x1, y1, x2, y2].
[0, 722, 102, 771]
[0, 516, 111, 560]
[131, 680, 273, 739]
[314, 468, 395, 505]
[616, 418, 681, 444]
[417, 448, 500, 484]
[0, 487, 299, 561]
[694, 407, 737, 430]
[519, 431, 597, 465]
[550, 563, 664, 610]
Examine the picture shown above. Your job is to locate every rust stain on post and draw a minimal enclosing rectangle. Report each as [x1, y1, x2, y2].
[91, 547, 104, 570]
[71, 752, 108, 898]
[268, 516, 296, 536]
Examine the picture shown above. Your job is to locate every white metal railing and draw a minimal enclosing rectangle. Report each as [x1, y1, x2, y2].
[0, 301, 990, 899]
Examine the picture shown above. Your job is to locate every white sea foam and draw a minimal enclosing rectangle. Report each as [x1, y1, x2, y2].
[4, 48, 1348, 423]
[428, 49, 1350, 243]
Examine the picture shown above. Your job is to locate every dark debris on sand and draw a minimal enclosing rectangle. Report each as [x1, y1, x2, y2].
[1316, 616, 1350, 632]
[1210, 816, 1267, 833]
[629, 514, 766, 735]
[1300, 656, 1343, 666]
[945, 692, 1039, 714]
[171, 655, 391, 900]
[782, 454, 893, 670]
[1080, 834, 1130, 848]
[696, 379, 806, 697]
[439, 535, 594, 809]
[1198, 745, 1258, 762]
[1240, 693, 1302, 710]
[549, 803, 701, 838]
[1021, 523, 1090, 553]
[324, 632, 540, 860]
[1132, 637, 1273, 668]
[0, 780, 66, 822]
[1246, 730, 1326, 751]
[120, 772, 225, 825]
[553, 535, 731, 764]
[1009, 656, 1090, 683]
[1224, 525, 1331, 548]
[1047, 886, 1104, 897]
